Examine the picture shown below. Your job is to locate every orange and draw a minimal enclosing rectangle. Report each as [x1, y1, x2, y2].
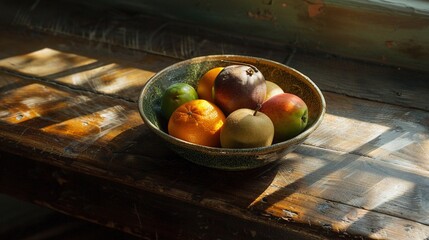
[197, 67, 224, 102]
[168, 99, 226, 147]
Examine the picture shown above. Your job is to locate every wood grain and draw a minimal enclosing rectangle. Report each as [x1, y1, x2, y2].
[307, 92, 429, 169]
[289, 50, 429, 111]
[0, 0, 290, 62]
[0, 72, 428, 239]
[0, 26, 179, 102]
[0, 15, 428, 240]
[0, 153, 330, 240]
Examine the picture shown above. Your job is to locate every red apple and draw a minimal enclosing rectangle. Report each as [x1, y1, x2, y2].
[260, 93, 308, 142]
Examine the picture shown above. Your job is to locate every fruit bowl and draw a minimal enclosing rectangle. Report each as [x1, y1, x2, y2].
[138, 55, 326, 170]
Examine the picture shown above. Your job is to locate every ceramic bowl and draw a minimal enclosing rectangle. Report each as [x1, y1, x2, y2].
[138, 55, 326, 170]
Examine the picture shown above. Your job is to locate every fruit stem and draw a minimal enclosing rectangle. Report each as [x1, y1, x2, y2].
[246, 68, 254, 76]
[253, 104, 262, 116]
[220, 60, 259, 73]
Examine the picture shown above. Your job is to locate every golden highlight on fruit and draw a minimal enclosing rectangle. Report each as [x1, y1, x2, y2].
[197, 67, 223, 102]
[168, 99, 226, 147]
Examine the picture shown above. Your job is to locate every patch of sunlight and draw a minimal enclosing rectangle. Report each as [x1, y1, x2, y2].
[307, 113, 390, 150]
[21, 96, 49, 108]
[309, 114, 428, 163]
[338, 176, 417, 238]
[0, 83, 91, 124]
[41, 105, 141, 141]
[56, 63, 155, 94]
[332, 177, 418, 239]
[0, 48, 97, 76]
[0, 110, 10, 118]
[56, 63, 119, 86]
[350, 176, 415, 210]
[70, 74, 88, 85]
[95, 76, 130, 94]
[370, 120, 429, 160]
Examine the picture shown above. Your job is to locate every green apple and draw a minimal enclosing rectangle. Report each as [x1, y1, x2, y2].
[161, 83, 198, 119]
[220, 108, 274, 148]
[260, 93, 308, 142]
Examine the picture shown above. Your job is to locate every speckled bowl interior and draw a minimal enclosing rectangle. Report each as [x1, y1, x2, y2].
[138, 55, 326, 170]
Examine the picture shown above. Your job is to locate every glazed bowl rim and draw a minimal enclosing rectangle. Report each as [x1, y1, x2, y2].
[138, 54, 326, 155]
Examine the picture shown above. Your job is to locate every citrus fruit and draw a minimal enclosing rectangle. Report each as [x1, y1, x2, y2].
[197, 67, 223, 102]
[161, 83, 198, 119]
[168, 99, 226, 147]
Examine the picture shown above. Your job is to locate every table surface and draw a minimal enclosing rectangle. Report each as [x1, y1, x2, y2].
[0, 2, 428, 239]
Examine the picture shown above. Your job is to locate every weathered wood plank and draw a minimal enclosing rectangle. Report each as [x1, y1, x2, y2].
[0, 75, 143, 165]
[1, 147, 429, 240]
[109, 146, 429, 238]
[0, 71, 428, 239]
[111, 147, 429, 239]
[0, 26, 179, 102]
[0, 153, 331, 240]
[0, 27, 427, 218]
[0, 48, 98, 77]
[2, 59, 427, 168]
[0, 14, 428, 240]
[2, 24, 427, 112]
[267, 146, 429, 225]
[0, 26, 285, 104]
[307, 92, 429, 169]
[0, 0, 290, 62]
[289, 50, 429, 111]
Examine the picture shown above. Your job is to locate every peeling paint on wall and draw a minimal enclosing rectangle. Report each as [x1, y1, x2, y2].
[397, 40, 425, 59]
[306, 0, 324, 18]
[248, 9, 276, 21]
[385, 41, 396, 48]
[2, 0, 428, 71]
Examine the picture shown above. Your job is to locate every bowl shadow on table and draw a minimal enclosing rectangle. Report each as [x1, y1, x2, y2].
[110, 124, 283, 203]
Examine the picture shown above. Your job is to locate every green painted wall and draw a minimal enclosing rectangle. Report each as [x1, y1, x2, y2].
[94, 0, 429, 72]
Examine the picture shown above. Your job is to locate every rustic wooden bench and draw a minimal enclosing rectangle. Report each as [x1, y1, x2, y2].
[0, 1, 428, 239]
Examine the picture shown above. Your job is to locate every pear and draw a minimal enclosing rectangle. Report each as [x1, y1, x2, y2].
[264, 80, 284, 101]
[220, 108, 274, 149]
[214, 64, 266, 115]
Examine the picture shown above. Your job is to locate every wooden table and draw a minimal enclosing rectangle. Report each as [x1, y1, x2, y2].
[0, 2, 428, 239]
